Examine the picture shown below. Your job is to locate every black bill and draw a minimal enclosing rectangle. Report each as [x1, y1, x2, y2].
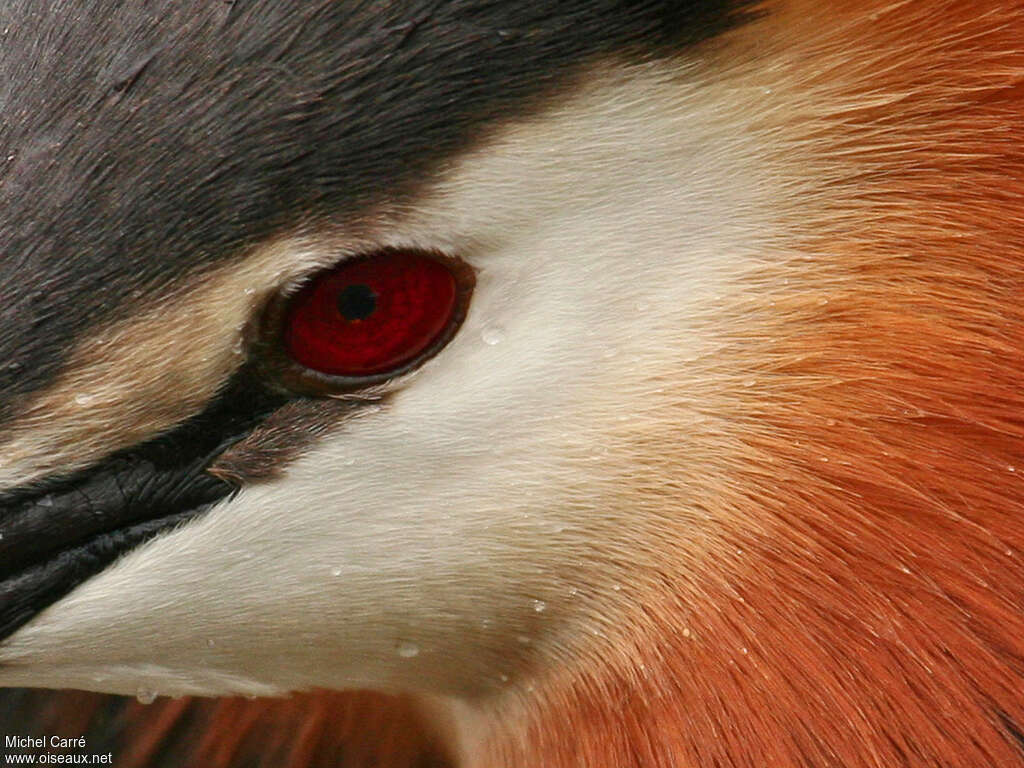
[0, 374, 288, 643]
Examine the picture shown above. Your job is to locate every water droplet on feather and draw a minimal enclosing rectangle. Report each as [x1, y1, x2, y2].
[397, 642, 420, 658]
[135, 688, 158, 705]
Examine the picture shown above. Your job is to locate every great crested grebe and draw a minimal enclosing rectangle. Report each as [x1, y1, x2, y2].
[2, 1, 1023, 766]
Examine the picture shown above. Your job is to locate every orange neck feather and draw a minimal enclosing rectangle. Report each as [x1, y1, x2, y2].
[487, 1, 1024, 763]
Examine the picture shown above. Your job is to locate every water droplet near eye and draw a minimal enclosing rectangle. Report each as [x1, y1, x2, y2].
[481, 325, 506, 346]
[397, 642, 420, 658]
[532, 600, 547, 613]
[135, 687, 158, 705]
[611, 584, 622, 592]
[244, 287, 256, 296]
[74, 393, 96, 406]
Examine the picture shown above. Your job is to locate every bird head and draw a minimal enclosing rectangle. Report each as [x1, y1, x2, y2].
[3, 1, 1024, 765]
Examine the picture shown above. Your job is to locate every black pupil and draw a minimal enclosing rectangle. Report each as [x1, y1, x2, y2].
[337, 284, 377, 321]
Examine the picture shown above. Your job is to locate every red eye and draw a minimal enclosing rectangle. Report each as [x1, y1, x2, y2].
[281, 250, 467, 379]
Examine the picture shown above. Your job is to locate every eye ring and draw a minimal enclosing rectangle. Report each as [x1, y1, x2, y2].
[253, 249, 475, 397]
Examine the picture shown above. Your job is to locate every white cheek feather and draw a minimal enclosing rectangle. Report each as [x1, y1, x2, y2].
[0, 58, 785, 704]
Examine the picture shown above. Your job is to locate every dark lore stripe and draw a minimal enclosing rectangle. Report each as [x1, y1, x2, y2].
[0, 369, 288, 641]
